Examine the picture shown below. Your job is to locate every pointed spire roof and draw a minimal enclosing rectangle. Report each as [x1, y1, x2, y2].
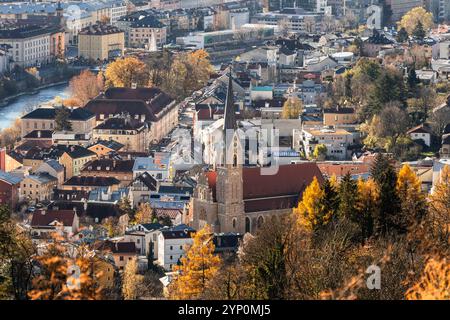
[223, 69, 237, 131]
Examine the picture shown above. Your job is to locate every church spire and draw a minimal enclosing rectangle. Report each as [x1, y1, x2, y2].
[223, 68, 237, 131]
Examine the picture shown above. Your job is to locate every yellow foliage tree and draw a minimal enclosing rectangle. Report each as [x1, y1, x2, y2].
[398, 7, 433, 35]
[134, 203, 153, 224]
[281, 96, 303, 119]
[168, 225, 221, 299]
[396, 164, 427, 229]
[122, 257, 144, 300]
[294, 176, 330, 231]
[105, 56, 149, 88]
[355, 178, 379, 240]
[68, 70, 104, 106]
[428, 165, 450, 243]
[405, 258, 450, 300]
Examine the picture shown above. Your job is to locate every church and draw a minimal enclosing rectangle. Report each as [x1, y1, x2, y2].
[186, 72, 324, 234]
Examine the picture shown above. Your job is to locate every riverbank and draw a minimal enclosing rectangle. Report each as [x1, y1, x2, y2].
[0, 80, 69, 107]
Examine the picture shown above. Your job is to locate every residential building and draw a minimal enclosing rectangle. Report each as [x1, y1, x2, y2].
[21, 106, 96, 138]
[157, 225, 195, 270]
[407, 124, 433, 147]
[0, 44, 12, 74]
[78, 24, 124, 61]
[0, 149, 23, 172]
[87, 140, 124, 158]
[80, 159, 135, 187]
[92, 116, 149, 153]
[300, 127, 354, 160]
[0, 23, 65, 67]
[85, 87, 178, 144]
[389, 0, 425, 22]
[0, 170, 21, 209]
[30, 209, 79, 239]
[21, 173, 58, 204]
[117, 12, 167, 48]
[112, 242, 137, 270]
[132, 153, 171, 180]
[61, 176, 121, 192]
[35, 159, 65, 186]
[323, 106, 358, 127]
[59, 146, 97, 180]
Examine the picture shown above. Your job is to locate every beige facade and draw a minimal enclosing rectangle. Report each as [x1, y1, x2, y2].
[78, 28, 124, 61]
[21, 174, 57, 204]
[59, 152, 97, 180]
[93, 123, 149, 153]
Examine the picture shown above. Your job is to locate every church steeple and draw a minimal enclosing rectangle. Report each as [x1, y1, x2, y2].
[223, 69, 237, 131]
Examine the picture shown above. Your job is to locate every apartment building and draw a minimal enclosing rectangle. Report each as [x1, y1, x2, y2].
[0, 24, 64, 68]
[300, 127, 354, 160]
[21, 173, 58, 204]
[78, 24, 124, 61]
[117, 12, 167, 48]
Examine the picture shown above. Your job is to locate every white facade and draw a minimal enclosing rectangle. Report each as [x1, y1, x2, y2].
[157, 232, 193, 270]
[301, 127, 353, 160]
[440, 41, 450, 60]
[1, 34, 51, 68]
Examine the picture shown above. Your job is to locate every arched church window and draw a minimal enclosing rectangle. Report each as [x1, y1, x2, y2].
[257, 216, 264, 229]
[232, 218, 237, 229]
[233, 154, 237, 167]
[245, 217, 251, 233]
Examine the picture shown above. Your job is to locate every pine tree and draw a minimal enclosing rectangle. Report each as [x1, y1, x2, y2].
[338, 173, 358, 219]
[169, 225, 221, 299]
[320, 178, 339, 223]
[396, 164, 427, 232]
[55, 106, 72, 131]
[413, 21, 426, 40]
[370, 154, 401, 236]
[397, 27, 409, 42]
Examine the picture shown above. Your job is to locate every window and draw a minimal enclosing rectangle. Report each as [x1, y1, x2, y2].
[170, 255, 173, 260]
[170, 246, 173, 250]
[119, 256, 124, 261]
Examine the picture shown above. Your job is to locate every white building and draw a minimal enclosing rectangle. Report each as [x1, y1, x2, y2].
[440, 41, 450, 60]
[0, 44, 12, 74]
[299, 127, 354, 160]
[157, 226, 194, 270]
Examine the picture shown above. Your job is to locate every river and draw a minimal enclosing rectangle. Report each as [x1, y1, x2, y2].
[0, 83, 70, 130]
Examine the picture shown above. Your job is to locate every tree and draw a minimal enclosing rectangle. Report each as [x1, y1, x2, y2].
[370, 154, 401, 236]
[169, 225, 221, 299]
[313, 144, 327, 160]
[427, 165, 450, 246]
[28, 238, 101, 300]
[105, 57, 149, 88]
[0, 205, 35, 300]
[117, 197, 134, 221]
[55, 106, 72, 131]
[397, 27, 409, 42]
[281, 96, 302, 119]
[68, 70, 104, 106]
[122, 257, 143, 300]
[377, 103, 410, 150]
[0, 118, 21, 148]
[134, 203, 153, 224]
[337, 173, 358, 219]
[412, 21, 426, 40]
[355, 178, 378, 241]
[295, 177, 333, 231]
[398, 7, 433, 36]
[396, 164, 427, 232]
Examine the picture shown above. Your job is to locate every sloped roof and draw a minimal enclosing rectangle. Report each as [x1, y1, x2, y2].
[0, 170, 22, 185]
[64, 176, 120, 187]
[31, 210, 76, 227]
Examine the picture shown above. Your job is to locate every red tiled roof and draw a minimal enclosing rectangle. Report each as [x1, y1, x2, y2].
[154, 208, 182, 219]
[30, 210, 76, 227]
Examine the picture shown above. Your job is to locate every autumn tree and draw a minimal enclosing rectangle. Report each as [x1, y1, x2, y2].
[427, 165, 450, 247]
[168, 225, 221, 299]
[0, 118, 21, 149]
[396, 164, 427, 232]
[134, 203, 153, 224]
[68, 70, 104, 106]
[295, 177, 333, 231]
[118, 197, 135, 221]
[55, 106, 72, 131]
[354, 178, 378, 242]
[398, 7, 433, 36]
[122, 257, 143, 300]
[281, 96, 302, 119]
[105, 57, 149, 88]
[313, 144, 327, 160]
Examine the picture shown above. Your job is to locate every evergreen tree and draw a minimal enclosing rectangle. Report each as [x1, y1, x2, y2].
[320, 178, 339, 222]
[407, 65, 418, 92]
[355, 178, 379, 242]
[337, 173, 358, 219]
[397, 27, 409, 43]
[55, 107, 72, 131]
[370, 154, 401, 236]
[413, 21, 426, 40]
